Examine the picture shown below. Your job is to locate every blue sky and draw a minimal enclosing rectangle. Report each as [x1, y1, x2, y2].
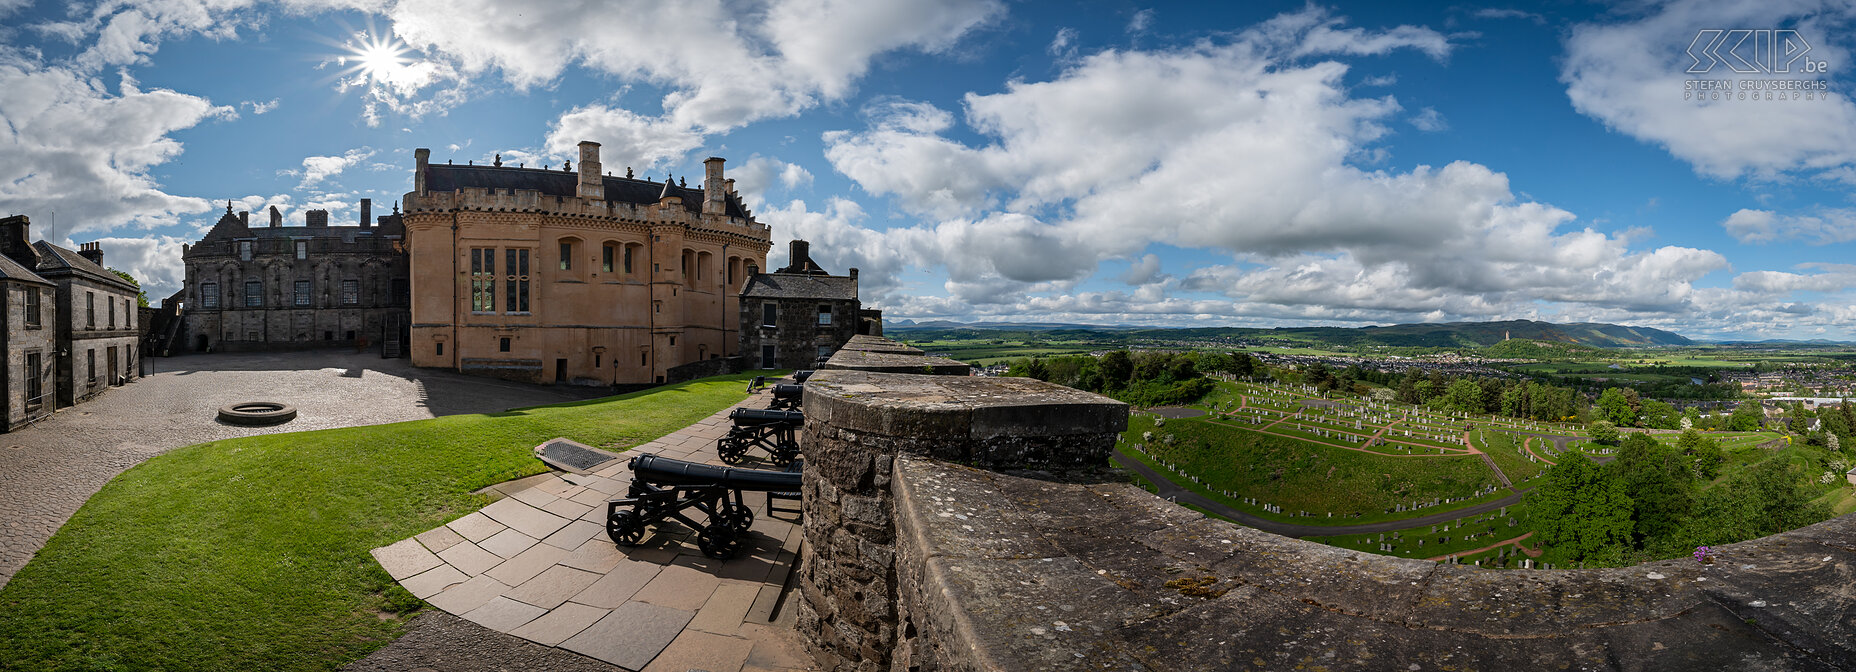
[2, 0, 1853, 340]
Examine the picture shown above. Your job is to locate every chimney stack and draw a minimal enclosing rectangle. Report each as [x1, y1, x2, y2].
[238, 211, 249, 227]
[703, 157, 726, 216]
[78, 241, 104, 266]
[788, 240, 809, 273]
[849, 268, 858, 299]
[269, 206, 282, 228]
[0, 215, 37, 269]
[305, 209, 328, 227]
[414, 148, 430, 194]
[359, 198, 372, 228]
[577, 141, 603, 200]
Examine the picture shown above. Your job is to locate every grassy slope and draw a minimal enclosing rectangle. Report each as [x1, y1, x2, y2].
[0, 374, 759, 672]
[1128, 414, 1499, 518]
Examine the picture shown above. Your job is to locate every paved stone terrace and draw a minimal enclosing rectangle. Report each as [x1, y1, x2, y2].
[369, 391, 811, 672]
[0, 350, 605, 589]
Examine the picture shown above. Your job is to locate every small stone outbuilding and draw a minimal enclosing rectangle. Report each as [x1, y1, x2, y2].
[738, 240, 878, 370]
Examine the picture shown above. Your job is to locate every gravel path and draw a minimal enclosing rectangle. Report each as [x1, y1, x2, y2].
[0, 350, 605, 589]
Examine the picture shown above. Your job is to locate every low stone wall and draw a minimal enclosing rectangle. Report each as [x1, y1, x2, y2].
[794, 337, 1856, 671]
[665, 355, 741, 384]
[820, 349, 968, 375]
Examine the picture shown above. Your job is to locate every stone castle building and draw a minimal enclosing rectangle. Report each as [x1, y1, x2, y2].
[739, 239, 880, 370]
[179, 200, 410, 353]
[0, 215, 141, 430]
[402, 142, 771, 385]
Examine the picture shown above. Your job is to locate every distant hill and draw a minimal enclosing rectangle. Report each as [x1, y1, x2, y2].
[886, 318, 1692, 349]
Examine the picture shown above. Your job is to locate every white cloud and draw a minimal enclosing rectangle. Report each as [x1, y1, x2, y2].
[733, 156, 814, 209]
[0, 57, 234, 242]
[1049, 27, 1078, 59]
[1127, 9, 1154, 34]
[1561, 1, 1856, 181]
[1722, 207, 1856, 245]
[544, 105, 705, 172]
[81, 234, 193, 300]
[1409, 106, 1447, 131]
[297, 147, 377, 188]
[813, 5, 1769, 327]
[242, 97, 278, 114]
[389, 0, 1003, 133]
[1473, 8, 1545, 24]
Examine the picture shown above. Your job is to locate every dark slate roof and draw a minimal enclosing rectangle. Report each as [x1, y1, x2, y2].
[422, 164, 750, 219]
[0, 252, 51, 286]
[31, 241, 139, 292]
[741, 273, 859, 301]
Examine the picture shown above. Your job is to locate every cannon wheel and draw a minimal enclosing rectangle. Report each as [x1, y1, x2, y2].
[715, 501, 754, 532]
[697, 525, 743, 559]
[607, 510, 645, 546]
[717, 436, 748, 465]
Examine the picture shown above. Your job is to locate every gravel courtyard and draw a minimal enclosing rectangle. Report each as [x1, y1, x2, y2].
[0, 349, 608, 589]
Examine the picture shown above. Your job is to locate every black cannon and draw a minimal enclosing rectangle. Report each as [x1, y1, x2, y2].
[718, 407, 804, 467]
[606, 454, 802, 558]
[767, 384, 804, 411]
[792, 370, 815, 383]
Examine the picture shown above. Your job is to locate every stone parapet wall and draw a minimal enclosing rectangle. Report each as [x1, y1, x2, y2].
[796, 337, 1856, 671]
[798, 365, 1126, 671]
[820, 349, 968, 375]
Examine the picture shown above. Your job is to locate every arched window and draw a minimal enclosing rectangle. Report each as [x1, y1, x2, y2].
[696, 251, 713, 289]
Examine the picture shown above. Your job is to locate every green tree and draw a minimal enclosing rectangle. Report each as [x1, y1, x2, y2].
[1674, 429, 1725, 479]
[1639, 399, 1680, 430]
[1727, 400, 1765, 432]
[1587, 420, 1620, 446]
[108, 268, 149, 307]
[1444, 378, 1483, 415]
[1534, 455, 1636, 564]
[1674, 458, 1831, 548]
[1609, 434, 1694, 543]
[1097, 351, 1133, 390]
[1596, 388, 1635, 426]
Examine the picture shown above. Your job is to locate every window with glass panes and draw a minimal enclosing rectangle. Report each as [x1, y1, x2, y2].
[244, 280, 262, 307]
[201, 282, 218, 308]
[470, 248, 496, 312]
[294, 280, 311, 306]
[25, 287, 41, 325]
[505, 248, 530, 312]
[342, 279, 359, 305]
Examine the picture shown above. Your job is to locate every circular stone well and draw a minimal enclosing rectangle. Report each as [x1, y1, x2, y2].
[217, 402, 298, 426]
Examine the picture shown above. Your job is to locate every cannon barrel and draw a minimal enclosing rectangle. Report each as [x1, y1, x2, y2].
[770, 384, 804, 399]
[629, 454, 802, 492]
[728, 407, 804, 426]
[792, 370, 815, 383]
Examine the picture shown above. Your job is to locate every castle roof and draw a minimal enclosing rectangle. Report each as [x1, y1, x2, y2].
[741, 273, 859, 301]
[0, 251, 51, 286]
[31, 240, 138, 292]
[421, 164, 750, 219]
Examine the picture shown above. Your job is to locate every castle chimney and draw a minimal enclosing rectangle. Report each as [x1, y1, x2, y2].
[78, 241, 104, 266]
[703, 157, 726, 216]
[359, 198, 372, 228]
[849, 267, 859, 299]
[414, 148, 430, 194]
[788, 239, 809, 272]
[238, 211, 249, 227]
[0, 215, 38, 269]
[577, 141, 603, 200]
[305, 209, 328, 227]
[269, 206, 282, 228]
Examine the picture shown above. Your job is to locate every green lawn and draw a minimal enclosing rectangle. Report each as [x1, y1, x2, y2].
[0, 374, 763, 672]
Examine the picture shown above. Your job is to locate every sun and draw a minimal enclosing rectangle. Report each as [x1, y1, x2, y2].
[341, 32, 413, 86]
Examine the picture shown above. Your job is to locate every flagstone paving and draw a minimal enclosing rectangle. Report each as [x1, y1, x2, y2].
[370, 389, 811, 672]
